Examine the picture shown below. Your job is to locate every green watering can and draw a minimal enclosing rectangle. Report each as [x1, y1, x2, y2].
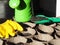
[31, 15, 60, 24]
[9, 0, 32, 22]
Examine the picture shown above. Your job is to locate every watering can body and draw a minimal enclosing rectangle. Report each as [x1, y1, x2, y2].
[9, 0, 32, 22]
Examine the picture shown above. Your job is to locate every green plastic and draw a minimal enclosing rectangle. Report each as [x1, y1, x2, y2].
[34, 15, 60, 24]
[9, 0, 32, 22]
[35, 20, 50, 24]
[48, 17, 60, 22]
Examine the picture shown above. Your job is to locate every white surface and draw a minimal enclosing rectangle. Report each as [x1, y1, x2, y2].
[0, 1, 5, 18]
[56, 0, 60, 17]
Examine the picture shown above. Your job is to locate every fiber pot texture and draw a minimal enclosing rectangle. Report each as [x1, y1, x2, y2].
[0, 21, 60, 45]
